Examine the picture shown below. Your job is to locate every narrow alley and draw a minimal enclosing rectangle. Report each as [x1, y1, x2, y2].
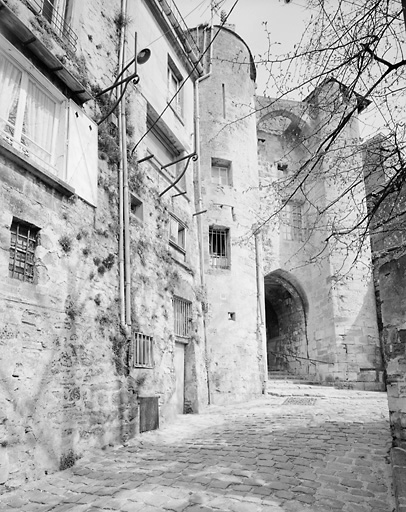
[0, 383, 395, 512]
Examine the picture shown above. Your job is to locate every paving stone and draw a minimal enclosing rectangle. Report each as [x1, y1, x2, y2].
[0, 385, 397, 512]
[228, 502, 261, 512]
[273, 490, 294, 500]
[340, 479, 364, 488]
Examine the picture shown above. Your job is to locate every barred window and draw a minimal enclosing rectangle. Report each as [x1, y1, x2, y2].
[173, 296, 192, 340]
[131, 332, 154, 368]
[209, 226, 230, 268]
[9, 220, 39, 283]
[30, 0, 77, 51]
[281, 202, 302, 241]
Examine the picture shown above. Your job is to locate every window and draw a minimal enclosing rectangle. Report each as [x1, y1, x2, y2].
[277, 162, 288, 172]
[131, 332, 153, 368]
[209, 226, 230, 269]
[0, 49, 64, 174]
[29, 0, 77, 50]
[167, 57, 183, 118]
[211, 165, 229, 186]
[173, 296, 192, 340]
[0, 36, 98, 206]
[281, 201, 302, 241]
[211, 158, 231, 186]
[130, 194, 143, 222]
[145, 108, 186, 190]
[9, 219, 39, 283]
[169, 214, 186, 252]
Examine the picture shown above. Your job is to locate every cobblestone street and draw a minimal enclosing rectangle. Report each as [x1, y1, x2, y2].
[0, 383, 396, 512]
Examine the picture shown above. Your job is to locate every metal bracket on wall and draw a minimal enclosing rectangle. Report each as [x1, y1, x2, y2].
[159, 152, 198, 197]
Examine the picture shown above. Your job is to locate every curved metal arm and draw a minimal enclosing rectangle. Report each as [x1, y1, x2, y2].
[159, 153, 198, 197]
[97, 75, 140, 126]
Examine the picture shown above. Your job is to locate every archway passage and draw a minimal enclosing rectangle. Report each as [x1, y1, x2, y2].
[264, 270, 308, 375]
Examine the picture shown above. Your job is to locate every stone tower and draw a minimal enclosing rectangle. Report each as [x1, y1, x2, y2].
[195, 25, 266, 403]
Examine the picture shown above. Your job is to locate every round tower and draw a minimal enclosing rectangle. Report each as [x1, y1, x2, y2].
[196, 25, 264, 403]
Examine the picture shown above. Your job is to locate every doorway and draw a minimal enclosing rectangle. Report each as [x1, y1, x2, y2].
[174, 342, 185, 414]
[264, 270, 308, 374]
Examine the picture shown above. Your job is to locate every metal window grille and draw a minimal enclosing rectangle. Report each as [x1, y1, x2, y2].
[28, 0, 78, 51]
[173, 296, 192, 339]
[9, 221, 38, 283]
[281, 202, 302, 241]
[131, 333, 154, 368]
[209, 227, 230, 268]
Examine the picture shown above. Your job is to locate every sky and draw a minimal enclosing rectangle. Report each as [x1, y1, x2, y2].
[174, 0, 313, 95]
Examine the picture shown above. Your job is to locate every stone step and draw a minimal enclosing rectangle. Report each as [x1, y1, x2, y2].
[268, 372, 312, 381]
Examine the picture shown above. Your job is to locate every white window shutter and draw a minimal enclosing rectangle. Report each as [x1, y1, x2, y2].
[66, 100, 98, 206]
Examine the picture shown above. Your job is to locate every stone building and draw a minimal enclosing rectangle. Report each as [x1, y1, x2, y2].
[256, 83, 382, 387]
[0, 0, 207, 489]
[363, 135, 406, 452]
[0, 0, 394, 491]
[192, 24, 265, 403]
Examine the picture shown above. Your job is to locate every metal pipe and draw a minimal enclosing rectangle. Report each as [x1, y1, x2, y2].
[255, 233, 268, 388]
[117, 13, 125, 331]
[121, 0, 131, 335]
[194, 23, 213, 405]
[118, 0, 131, 337]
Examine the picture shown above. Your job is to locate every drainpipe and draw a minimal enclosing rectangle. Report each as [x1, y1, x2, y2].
[194, 24, 213, 404]
[118, 0, 131, 337]
[255, 233, 268, 390]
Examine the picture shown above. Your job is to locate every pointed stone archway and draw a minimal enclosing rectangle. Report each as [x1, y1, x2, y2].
[264, 269, 309, 375]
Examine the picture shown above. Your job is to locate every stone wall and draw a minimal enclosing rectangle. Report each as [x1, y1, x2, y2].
[197, 26, 264, 403]
[0, 0, 206, 490]
[364, 136, 406, 449]
[257, 81, 381, 387]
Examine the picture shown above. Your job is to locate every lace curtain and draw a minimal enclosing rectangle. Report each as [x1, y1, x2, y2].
[0, 52, 56, 165]
[23, 80, 56, 164]
[0, 54, 22, 136]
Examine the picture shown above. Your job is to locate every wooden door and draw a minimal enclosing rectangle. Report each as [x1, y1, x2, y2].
[174, 342, 185, 414]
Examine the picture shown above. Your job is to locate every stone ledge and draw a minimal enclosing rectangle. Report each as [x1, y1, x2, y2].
[0, 141, 75, 197]
[392, 447, 406, 512]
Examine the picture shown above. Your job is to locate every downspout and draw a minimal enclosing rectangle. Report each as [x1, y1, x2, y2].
[118, 0, 131, 338]
[194, 24, 213, 404]
[255, 233, 268, 391]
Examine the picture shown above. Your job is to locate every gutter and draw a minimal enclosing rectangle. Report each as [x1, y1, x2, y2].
[193, 24, 213, 405]
[255, 234, 268, 389]
[118, 0, 131, 338]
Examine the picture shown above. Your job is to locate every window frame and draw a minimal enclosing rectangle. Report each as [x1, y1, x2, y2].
[9, 219, 39, 284]
[211, 165, 230, 186]
[130, 193, 143, 222]
[173, 296, 192, 341]
[28, 0, 77, 50]
[281, 201, 303, 242]
[0, 36, 67, 178]
[169, 213, 186, 254]
[167, 56, 183, 119]
[209, 225, 230, 269]
[145, 108, 186, 192]
[211, 158, 232, 187]
[131, 332, 154, 369]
